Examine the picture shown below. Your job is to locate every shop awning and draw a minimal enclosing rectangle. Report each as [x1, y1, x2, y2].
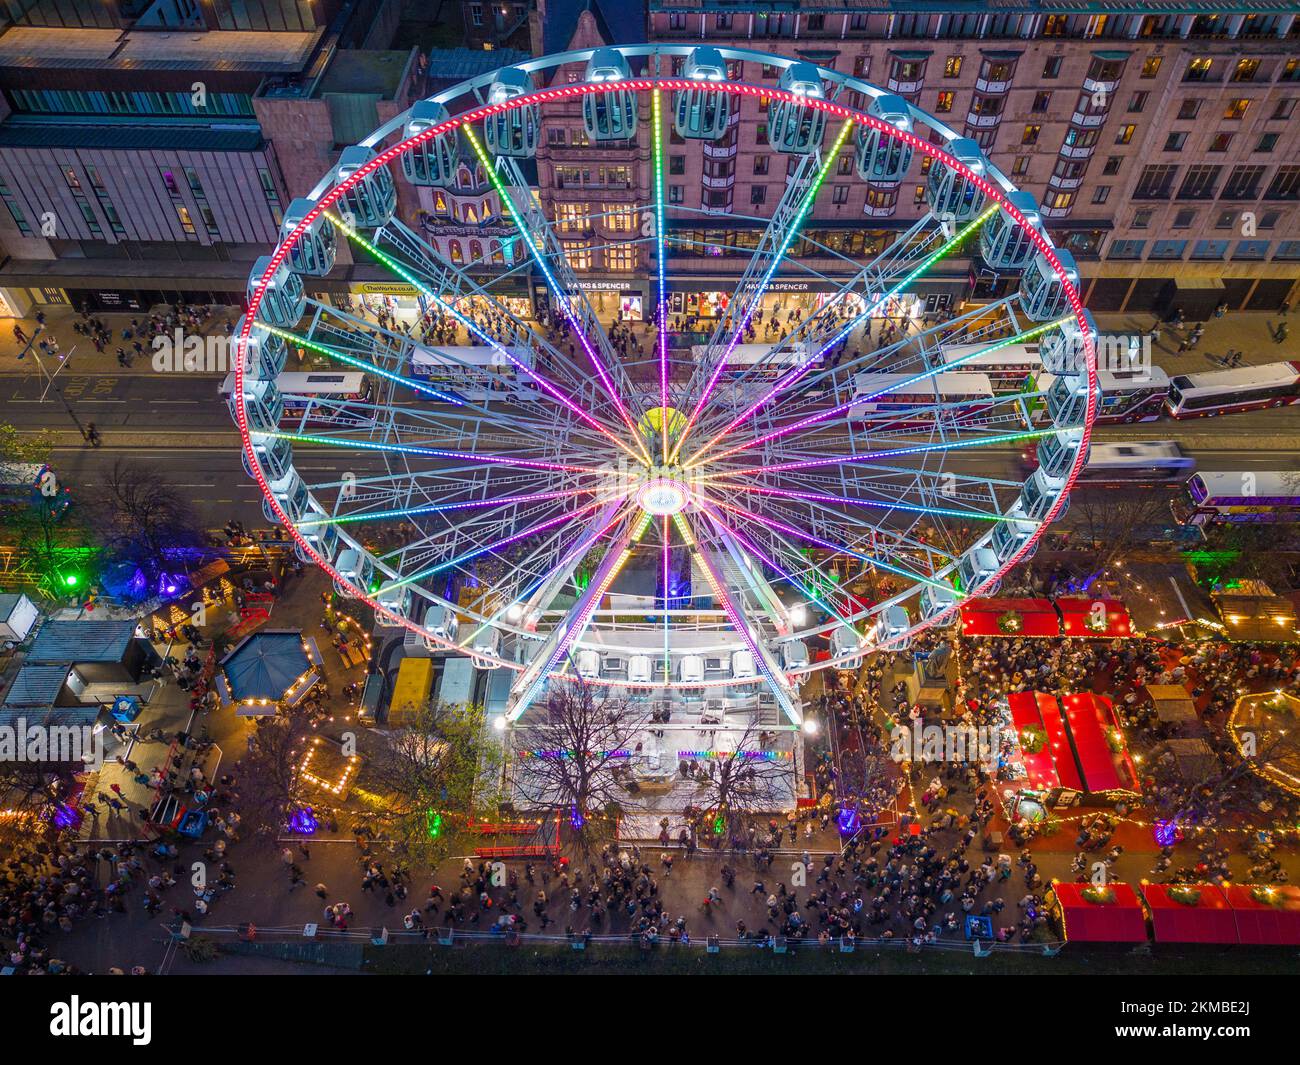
[1036, 692, 1084, 792]
[1223, 884, 1300, 945]
[1061, 692, 1138, 795]
[1141, 884, 1237, 944]
[1056, 598, 1133, 638]
[1006, 691, 1060, 790]
[1052, 882, 1147, 943]
[960, 597, 1059, 638]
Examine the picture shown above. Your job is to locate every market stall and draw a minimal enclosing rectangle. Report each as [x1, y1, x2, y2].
[1145, 683, 1198, 727]
[1056, 598, 1134, 638]
[1060, 692, 1139, 797]
[961, 597, 1060, 638]
[1140, 883, 1237, 944]
[1048, 882, 1147, 943]
[1223, 884, 1300, 946]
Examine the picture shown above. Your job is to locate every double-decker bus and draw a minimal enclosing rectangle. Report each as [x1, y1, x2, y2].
[220, 371, 374, 425]
[940, 342, 1041, 391]
[1174, 471, 1300, 525]
[1165, 361, 1300, 418]
[1022, 440, 1194, 484]
[409, 344, 538, 400]
[850, 372, 995, 426]
[1032, 366, 1171, 425]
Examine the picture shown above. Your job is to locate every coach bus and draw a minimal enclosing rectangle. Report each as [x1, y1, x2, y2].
[1022, 440, 1194, 484]
[1173, 471, 1300, 525]
[850, 372, 995, 426]
[409, 344, 539, 400]
[1165, 361, 1300, 419]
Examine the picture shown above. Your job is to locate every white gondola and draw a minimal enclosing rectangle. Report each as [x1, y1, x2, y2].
[1036, 429, 1087, 479]
[234, 316, 287, 381]
[830, 625, 865, 669]
[854, 94, 914, 185]
[374, 581, 413, 622]
[780, 640, 808, 671]
[333, 146, 396, 228]
[247, 255, 305, 328]
[991, 503, 1037, 564]
[1019, 248, 1078, 322]
[674, 47, 731, 140]
[730, 649, 756, 680]
[295, 514, 339, 566]
[979, 190, 1040, 271]
[471, 626, 501, 667]
[264, 468, 308, 526]
[627, 655, 652, 685]
[401, 100, 460, 187]
[1046, 371, 1091, 428]
[243, 434, 293, 481]
[768, 63, 827, 154]
[484, 69, 540, 158]
[423, 603, 459, 641]
[575, 649, 601, 680]
[1019, 467, 1069, 522]
[280, 198, 336, 276]
[333, 547, 374, 599]
[871, 605, 912, 650]
[583, 49, 637, 141]
[926, 137, 988, 222]
[678, 654, 704, 684]
[230, 377, 283, 434]
[957, 544, 1001, 597]
[919, 581, 959, 623]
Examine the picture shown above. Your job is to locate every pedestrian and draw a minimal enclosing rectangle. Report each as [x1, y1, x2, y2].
[315, 883, 328, 899]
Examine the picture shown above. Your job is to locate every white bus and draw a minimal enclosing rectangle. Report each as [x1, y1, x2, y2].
[409, 344, 538, 400]
[220, 370, 373, 424]
[1165, 361, 1300, 418]
[690, 342, 811, 382]
[1023, 440, 1194, 483]
[940, 342, 1041, 390]
[1175, 471, 1300, 525]
[851, 372, 994, 425]
[1033, 365, 1171, 425]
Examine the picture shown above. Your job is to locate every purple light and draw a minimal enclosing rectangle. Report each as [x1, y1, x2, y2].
[837, 807, 861, 836]
[288, 807, 319, 834]
[1153, 819, 1182, 848]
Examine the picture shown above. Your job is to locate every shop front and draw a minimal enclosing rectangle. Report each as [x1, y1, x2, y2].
[533, 278, 648, 323]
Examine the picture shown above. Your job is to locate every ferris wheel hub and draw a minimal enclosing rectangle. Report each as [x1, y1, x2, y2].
[636, 467, 691, 516]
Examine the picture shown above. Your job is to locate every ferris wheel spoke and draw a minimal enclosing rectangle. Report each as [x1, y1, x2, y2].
[671, 120, 854, 464]
[463, 129, 646, 456]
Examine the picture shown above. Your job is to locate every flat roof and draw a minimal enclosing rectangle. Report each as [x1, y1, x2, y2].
[315, 50, 411, 99]
[29, 620, 138, 664]
[0, 27, 323, 74]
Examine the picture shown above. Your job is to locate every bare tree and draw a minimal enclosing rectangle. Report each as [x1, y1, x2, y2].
[361, 700, 498, 866]
[510, 681, 649, 850]
[686, 720, 795, 847]
[235, 710, 315, 843]
[1066, 490, 1180, 574]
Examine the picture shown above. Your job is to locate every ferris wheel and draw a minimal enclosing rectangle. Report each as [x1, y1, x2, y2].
[230, 44, 1097, 726]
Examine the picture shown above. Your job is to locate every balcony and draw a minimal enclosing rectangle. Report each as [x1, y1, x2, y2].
[1082, 77, 1120, 98]
[965, 110, 1003, 129]
[1058, 141, 1097, 160]
[701, 172, 737, 189]
[1069, 108, 1109, 128]
[1046, 174, 1084, 191]
[975, 76, 1013, 95]
[1040, 202, 1073, 219]
[887, 76, 924, 96]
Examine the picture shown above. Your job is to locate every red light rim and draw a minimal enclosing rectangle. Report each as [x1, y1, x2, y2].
[238, 75, 1096, 679]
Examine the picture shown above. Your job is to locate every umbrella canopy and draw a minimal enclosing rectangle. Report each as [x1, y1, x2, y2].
[220, 630, 313, 704]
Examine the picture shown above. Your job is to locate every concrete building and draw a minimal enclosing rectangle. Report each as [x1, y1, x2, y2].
[0, 0, 414, 315]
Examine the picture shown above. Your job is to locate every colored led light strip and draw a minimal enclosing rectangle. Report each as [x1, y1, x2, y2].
[674, 512, 798, 724]
[513, 511, 652, 716]
[653, 87, 669, 464]
[688, 205, 1004, 468]
[261, 325, 463, 405]
[707, 426, 1059, 479]
[670, 119, 855, 465]
[268, 431, 601, 474]
[387, 496, 618, 591]
[462, 126, 649, 465]
[708, 495, 956, 594]
[325, 210, 645, 467]
[294, 487, 597, 528]
[713, 482, 1034, 524]
[661, 513, 671, 686]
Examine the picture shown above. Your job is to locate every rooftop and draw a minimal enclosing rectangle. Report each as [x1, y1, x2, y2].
[0, 117, 266, 152]
[1, 665, 70, 709]
[28, 620, 138, 665]
[0, 27, 324, 74]
[315, 49, 412, 99]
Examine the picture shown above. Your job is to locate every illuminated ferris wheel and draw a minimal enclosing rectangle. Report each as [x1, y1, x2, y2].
[230, 44, 1097, 726]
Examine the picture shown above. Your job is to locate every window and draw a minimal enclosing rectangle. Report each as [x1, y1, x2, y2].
[853, 57, 869, 79]
[605, 204, 635, 232]
[913, 184, 926, 207]
[1012, 157, 1030, 177]
[1102, 156, 1122, 175]
[1233, 240, 1269, 260]
[1272, 99, 1296, 120]
[547, 128, 566, 146]
[1184, 57, 1212, 82]
[1091, 186, 1111, 205]
[1108, 239, 1145, 259]
[1284, 59, 1300, 82]
[944, 56, 963, 78]
[1222, 165, 1266, 199]
[1047, 190, 1074, 211]
[667, 12, 685, 30]
[832, 184, 849, 205]
[1021, 124, 1041, 145]
[1178, 164, 1222, 200]
[1265, 166, 1300, 200]
[1224, 98, 1251, 121]
[1149, 239, 1187, 259]
[714, 12, 731, 30]
[1043, 15, 1067, 37]
[1031, 91, 1052, 113]
[1260, 210, 1281, 229]
[1132, 209, 1154, 228]
[935, 91, 954, 113]
[1256, 133, 1280, 153]
[752, 156, 770, 177]
[1134, 164, 1178, 199]
[669, 155, 685, 175]
[470, 3, 482, 26]
[1177, 99, 1201, 120]
[605, 245, 636, 270]
[1114, 124, 1136, 145]
[1173, 209, 1196, 228]
[750, 185, 767, 206]
[1209, 133, 1234, 153]
[1215, 210, 1236, 229]
[1140, 56, 1162, 79]
[561, 241, 592, 270]
[1232, 58, 1261, 83]
[837, 154, 853, 176]
[1042, 56, 1062, 79]
[669, 185, 684, 204]
[1128, 92, 1149, 113]
[1191, 239, 1229, 260]
[175, 205, 195, 235]
[805, 13, 824, 31]
[1274, 241, 1300, 260]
